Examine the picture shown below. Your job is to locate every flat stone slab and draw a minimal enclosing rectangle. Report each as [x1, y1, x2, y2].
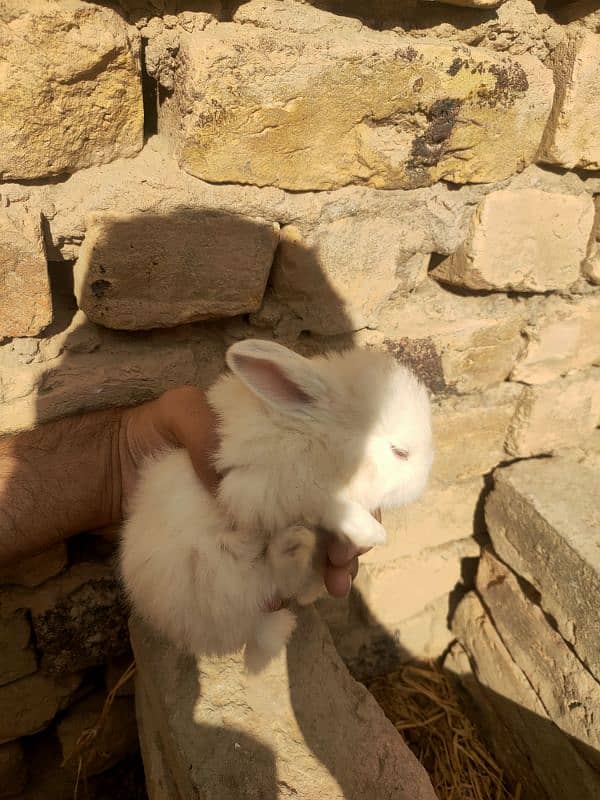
[131, 608, 439, 800]
[485, 457, 600, 680]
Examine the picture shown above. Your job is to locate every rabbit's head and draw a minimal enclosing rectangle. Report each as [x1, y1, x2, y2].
[209, 339, 433, 532]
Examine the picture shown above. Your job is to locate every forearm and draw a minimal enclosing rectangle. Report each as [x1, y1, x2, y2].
[0, 408, 123, 566]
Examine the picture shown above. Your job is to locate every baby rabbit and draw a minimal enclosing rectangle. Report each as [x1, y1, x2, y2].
[120, 339, 433, 672]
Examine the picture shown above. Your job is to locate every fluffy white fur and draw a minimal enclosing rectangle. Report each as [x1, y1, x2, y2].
[119, 340, 433, 672]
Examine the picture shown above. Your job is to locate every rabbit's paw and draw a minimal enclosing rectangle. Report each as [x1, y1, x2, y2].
[244, 608, 296, 675]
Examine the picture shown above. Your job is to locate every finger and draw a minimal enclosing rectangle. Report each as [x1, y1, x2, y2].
[328, 537, 370, 566]
[324, 564, 353, 597]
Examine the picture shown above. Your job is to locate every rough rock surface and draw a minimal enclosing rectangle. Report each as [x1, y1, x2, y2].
[75, 210, 279, 330]
[0, 608, 37, 687]
[159, 1, 554, 190]
[28, 563, 130, 674]
[431, 189, 594, 292]
[268, 220, 428, 335]
[58, 692, 138, 776]
[505, 367, 600, 455]
[511, 295, 600, 384]
[0, 207, 51, 339]
[451, 593, 600, 800]
[431, 383, 522, 482]
[541, 30, 600, 170]
[131, 609, 439, 800]
[0, 544, 67, 588]
[0, 671, 81, 744]
[356, 537, 479, 626]
[0, 0, 143, 180]
[476, 551, 600, 770]
[485, 458, 600, 679]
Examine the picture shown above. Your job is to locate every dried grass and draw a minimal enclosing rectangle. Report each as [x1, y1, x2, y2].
[368, 662, 521, 800]
[62, 661, 137, 800]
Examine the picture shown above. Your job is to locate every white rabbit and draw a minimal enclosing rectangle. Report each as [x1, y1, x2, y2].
[119, 339, 433, 672]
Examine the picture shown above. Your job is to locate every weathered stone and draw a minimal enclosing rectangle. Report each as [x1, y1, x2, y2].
[267, 220, 428, 335]
[443, 641, 550, 800]
[74, 211, 279, 330]
[0, 543, 67, 588]
[0, 207, 51, 339]
[486, 458, 600, 679]
[0, 323, 225, 435]
[28, 563, 130, 674]
[58, 692, 138, 777]
[362, 476, 484, 564]
[330, 595, 454, 681]
[584, 248, 600, 285]
[477, 551, 600, 770]
[1, 141, 494, 263]
[540, 30, 600, 170]
[511, 295, 600, 384]
[131, 610, 438, 800]
[432, 0, 504, 6]
[159, 2, 554, 190]
[0, 609, 37, 687]
[0, 741, 27, 798]
[451, 595, 600, 800]
[431, 383, 522, 482]
[432, 189, 594, 292]
[376, 280, 528, 394]
[505, 368, 600, 456]
[0, 1, 143, 180]
[0, 671, 81, 744]
[355, 538, 479, 627]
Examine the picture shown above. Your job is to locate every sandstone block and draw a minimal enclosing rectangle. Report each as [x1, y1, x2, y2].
[0, 207, 51, 338]
[505, 368, 600, 456]
[432, 0, 504, 6]
[362, 476, 485, 565]
[75, 211, 279, 330]
[331, 595, 454, 681]
[58, 692, 138, 777]
[376, 279, 528, 394]
[268, 220, 428, 335]
[432, 189, 594, 292]
[0, 741, 27, 798]
[431, 383, 522, 482]
[0, 1, 143, 180]
[0, 671, 81, 744]
[0, 326, 224, 435]
[584, 248, 600, 285]
[511, 295, 600, 384]
[0, 610, 37, 687]
[486, 458, 600, 679]
[131, 610, 438, 800]
[450, 594, 600, 800]
[159, 3, 554, 190]
[540, 30, 600, 170]
[477, 551, 600, 770]
[356, 538, 479, 627]
[0, 543, 67, 588]
[28, 563, 130, 674]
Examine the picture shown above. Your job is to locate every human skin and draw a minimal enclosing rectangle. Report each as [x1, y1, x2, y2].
[0, 386, 364, 596]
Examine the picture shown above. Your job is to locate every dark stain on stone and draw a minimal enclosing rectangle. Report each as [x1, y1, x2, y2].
[90, 278, 111, 298]
[412, 77, 424, 93]
[383, 337, 449, 396]
[394, 45, 418, 62]
[447, 57, 467, 76]
[407, 98, 462, 183]
[32, 578, 130, 674]
[477, 62, 529, 108]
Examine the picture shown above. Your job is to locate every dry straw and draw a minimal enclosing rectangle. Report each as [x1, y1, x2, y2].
[62, 660, 137, 800]
[368, 663, 521, 800]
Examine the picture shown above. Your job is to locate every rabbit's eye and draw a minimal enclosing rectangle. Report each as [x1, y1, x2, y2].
[391, 445, 409, 460]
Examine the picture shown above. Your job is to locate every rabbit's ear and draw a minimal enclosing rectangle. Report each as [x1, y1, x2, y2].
[226, 339, 326, 415]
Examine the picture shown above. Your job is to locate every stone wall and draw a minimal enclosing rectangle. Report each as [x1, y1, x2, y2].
[0, 0, 599, 797]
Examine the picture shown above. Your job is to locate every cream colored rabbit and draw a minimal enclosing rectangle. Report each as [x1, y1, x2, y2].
[120, 340, 433, 672]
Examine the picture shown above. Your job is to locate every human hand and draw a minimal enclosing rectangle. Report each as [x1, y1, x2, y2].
[119, 385, 371, 598]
